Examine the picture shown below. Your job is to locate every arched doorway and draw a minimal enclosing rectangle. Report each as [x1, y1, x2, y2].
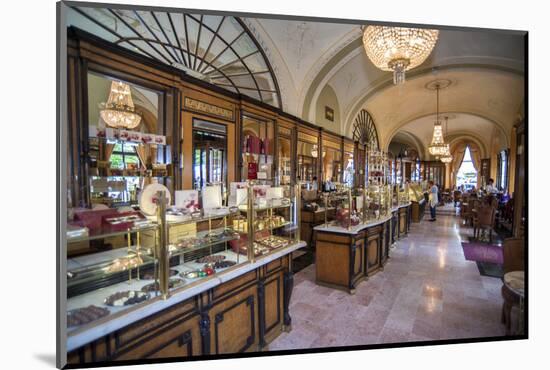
[456, 146, 477, 191]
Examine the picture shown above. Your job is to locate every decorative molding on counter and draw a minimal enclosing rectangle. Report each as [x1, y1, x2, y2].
[67, 241, 306, 352]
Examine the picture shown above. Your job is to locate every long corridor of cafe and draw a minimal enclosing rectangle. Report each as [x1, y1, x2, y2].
[270, 208, 506, 349]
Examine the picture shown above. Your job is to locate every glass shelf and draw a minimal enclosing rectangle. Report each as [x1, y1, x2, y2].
[237, 203, 291, 212]
[169, 227, 240, 258]
[67, 252, 156, 285]
[166, 208, 240, 227]
[66, 223, 158, 243]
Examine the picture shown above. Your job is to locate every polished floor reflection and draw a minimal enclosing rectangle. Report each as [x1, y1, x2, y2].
[270, 215, 506, 350]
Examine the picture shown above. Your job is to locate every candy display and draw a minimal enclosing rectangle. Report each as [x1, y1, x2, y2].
[196, 255, 226, 264]
[67, 305, 110, 327]
[257, 235, 289, 249]
[213, 260, 237, 269]
[104, 291, 149, 307]
[141, 278, 185, 292]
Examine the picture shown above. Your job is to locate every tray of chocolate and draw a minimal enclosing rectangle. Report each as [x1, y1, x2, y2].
[257, 236, 289, 249]
[104, 291, 149, 307]
[67, 305, 110, 327]
[174, 237, 203, 250]
[141, 278, 185, 292]
[139, 268, 178, 280]
[212, 260, 237, 269]
[196, 255, 226, 264]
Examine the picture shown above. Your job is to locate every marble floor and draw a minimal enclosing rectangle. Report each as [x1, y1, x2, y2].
[269, 214, 507, 350]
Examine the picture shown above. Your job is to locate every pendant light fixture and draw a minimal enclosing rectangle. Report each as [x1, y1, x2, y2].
[428, 83, 448, 157]
[362, 26, 439, 84]
[100, 81, 142, 129]
[440, 116, 453, 163]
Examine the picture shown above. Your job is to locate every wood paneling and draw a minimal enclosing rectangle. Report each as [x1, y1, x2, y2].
[210, 285, 258, 354]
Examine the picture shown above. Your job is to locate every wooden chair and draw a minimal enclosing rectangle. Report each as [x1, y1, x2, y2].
[473, 203, 496, 242]
[501, 238, 525, 334]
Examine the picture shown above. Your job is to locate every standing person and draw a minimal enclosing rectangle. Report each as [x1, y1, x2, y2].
[311, 176, 318, 191]
[485, 178, 498, 194]
[428, 180, 438, 222]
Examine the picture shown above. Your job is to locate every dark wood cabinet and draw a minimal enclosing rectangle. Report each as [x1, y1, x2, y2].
[365, 225, 382, 275]
[68, 255, 292, 365]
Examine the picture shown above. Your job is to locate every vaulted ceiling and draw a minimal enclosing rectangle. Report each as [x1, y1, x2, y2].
[67, 5, 526, 160]
[243, 18, 525, 159]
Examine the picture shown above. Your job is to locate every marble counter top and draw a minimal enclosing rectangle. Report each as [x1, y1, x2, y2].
[67, 240, 306, 352]
[313, 203, 410, 235]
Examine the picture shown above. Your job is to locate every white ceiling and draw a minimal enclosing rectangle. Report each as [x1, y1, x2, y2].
[243, 19, 525, 158]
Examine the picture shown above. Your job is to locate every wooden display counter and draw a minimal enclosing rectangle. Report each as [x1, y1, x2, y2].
[67, 242, 305, 366]
[410, 199, 426, 223]
[301, 207, 335, 248]
[313, 204, 410, 294]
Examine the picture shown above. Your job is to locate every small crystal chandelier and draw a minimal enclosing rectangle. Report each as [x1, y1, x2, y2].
[428, 84, 448, 156]
[440, 117, 453, 163]
[362, 26, 439, 84]
[100, 81, 142, 129]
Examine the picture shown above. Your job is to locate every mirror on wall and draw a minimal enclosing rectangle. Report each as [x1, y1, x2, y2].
[322, 147, 342, 183]
[241, 115, 274, 182]
[86, 72, 164, 208]
[297, 141, 318, 189]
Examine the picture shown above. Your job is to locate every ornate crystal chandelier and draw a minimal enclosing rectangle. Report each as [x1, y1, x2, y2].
[100, 81, 142, 129]
[428, 84, 448, 156]
[440, 117, 453, 163]
[362, 26, 439, 84]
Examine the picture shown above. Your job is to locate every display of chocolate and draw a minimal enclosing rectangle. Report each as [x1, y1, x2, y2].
[174, 237, 201, 250]
[196, 255, 226, 264]
[257, 235, 289, 249]
[105, 256, 143, 273]
[141, 278, 185, 292]
[335, 208, 361, 228]
[213, 260, 237, 269]
[67, 305, 110, 327]
[104, 291, 149, 307]
[140, 268, 178, 280]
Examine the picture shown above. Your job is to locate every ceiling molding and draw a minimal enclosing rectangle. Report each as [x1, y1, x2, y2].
[382, 110, 506, 157]
[343, 64, 523, 140]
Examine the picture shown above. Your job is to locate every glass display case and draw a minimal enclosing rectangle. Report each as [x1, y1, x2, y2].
[233, 181, 300, 258]
[66, 210, 160, 331]
[399, 183, 411, 205]
[408, 183, 425, 203]
[66, 180, 301, 335]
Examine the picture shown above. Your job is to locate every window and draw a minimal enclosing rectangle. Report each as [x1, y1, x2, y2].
[110, 143, 140, 169]
[497, 149, 509, 191]
[457, 146, 477, 190]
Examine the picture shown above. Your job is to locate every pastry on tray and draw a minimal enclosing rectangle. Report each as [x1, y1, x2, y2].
[104, 291, 149, 307]
[67, 305, 110, 327]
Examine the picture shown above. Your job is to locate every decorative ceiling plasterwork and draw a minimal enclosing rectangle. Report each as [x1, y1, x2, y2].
[299, 27, 362, 119]
[305, 46, 364, 122]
